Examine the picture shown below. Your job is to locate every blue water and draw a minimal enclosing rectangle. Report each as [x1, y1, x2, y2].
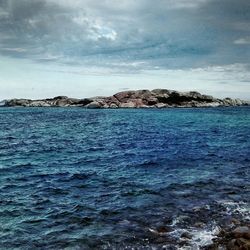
[0, 107, 249, 249]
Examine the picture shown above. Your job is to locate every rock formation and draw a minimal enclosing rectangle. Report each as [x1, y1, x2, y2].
[2, 89, 249, 108]
[210, 225, 250, 249]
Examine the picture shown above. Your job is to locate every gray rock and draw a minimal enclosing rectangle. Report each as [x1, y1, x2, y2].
[75, 98, 93, 106]
[223, 97, 237, 106]
[109, 103, 119, 108]
[147, 97, 158, 105]
[151, 89, 172, 95]
[0, 100, 7, 106]
[114, 90, 152, 104]
[55, 99, 71, 107]
[227, 237, 250, 250]
[6, 99, 31, 107]
[194, 101, 221, 107]
[29, 101, 51, 107]
[85, 101, 102, 109]
[232, 226, 250, 239]
[155, 103, 168, 108]
[53, 96, 68, 99]
[235, 98, 243, 106]
[120, 102, 136, 108]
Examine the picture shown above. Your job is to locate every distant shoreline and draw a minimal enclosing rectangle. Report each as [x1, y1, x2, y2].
[1, 89, 249, 108]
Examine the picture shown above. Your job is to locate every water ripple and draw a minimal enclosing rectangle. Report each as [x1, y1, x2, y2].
[0, 107, 249, 249]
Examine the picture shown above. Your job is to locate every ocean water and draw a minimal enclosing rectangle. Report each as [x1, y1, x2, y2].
[0, 107, 249, 249]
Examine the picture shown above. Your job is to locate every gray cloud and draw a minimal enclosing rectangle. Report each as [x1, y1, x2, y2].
[0, 0, 249, 71]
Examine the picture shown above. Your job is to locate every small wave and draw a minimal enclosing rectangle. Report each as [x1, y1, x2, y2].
[0, 209, 22, 217]
[121, 188, 161, 197]
[22, 218, 47, 224]
[39, 187, 69, 195]
[127, 160, 159, 168]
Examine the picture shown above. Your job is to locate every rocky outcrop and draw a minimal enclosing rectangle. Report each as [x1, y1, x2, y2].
[2, 89, 249, 108]
[209, 225, 250, 250]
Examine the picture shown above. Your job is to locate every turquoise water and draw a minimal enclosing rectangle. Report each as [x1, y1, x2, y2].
[0, 107, 249, 249]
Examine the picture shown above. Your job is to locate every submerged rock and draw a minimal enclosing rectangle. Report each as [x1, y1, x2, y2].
[3, 89, 249, 108]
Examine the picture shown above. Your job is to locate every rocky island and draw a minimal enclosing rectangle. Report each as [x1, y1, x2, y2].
[2, 89, 249, 108]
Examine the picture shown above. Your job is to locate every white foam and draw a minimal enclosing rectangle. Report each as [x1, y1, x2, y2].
[166, 201, 250, 249]
[162, 223, 220, 249]
[218, 200, 250, 220]
[191, 225, 220, 246]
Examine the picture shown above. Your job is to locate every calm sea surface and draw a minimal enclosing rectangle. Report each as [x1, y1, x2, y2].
[0, 107, 249, 249]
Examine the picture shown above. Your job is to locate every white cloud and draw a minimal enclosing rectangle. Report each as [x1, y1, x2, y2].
[47, 0, 209, 10]
[0, 8, 8, 17]
[234, 37, 250, 45]
[88, 23, 117, 41]
[0, 47, 27, 52]
[166, 0, 209, 9]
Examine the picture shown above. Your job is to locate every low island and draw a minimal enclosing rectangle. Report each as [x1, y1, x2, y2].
[1, 89, 249, 108]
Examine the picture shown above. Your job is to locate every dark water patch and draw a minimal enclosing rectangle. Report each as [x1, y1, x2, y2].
[70, 172, 96, 180]
[121, 188, 162, 197]
[22, 218, 48, 225]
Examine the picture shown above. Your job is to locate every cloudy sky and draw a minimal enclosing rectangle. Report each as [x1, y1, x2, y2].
[0, 0, 250, 100]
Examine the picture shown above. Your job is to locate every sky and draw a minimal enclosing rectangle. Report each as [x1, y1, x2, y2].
[0, 0, 250, 100]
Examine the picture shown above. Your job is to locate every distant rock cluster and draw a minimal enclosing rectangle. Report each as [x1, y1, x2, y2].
[2, 89, 249, 108]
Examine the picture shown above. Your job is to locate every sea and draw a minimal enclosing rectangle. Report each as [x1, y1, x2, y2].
[0, 107, 249, 249]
